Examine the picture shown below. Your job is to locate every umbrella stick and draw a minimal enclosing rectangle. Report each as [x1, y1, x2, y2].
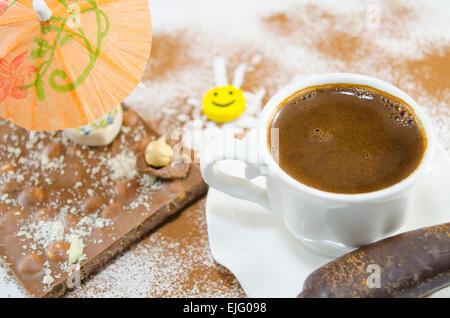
[33, 0, 52, 22]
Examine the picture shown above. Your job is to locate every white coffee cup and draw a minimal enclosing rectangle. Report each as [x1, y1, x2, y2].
[200, 73, 436, 257]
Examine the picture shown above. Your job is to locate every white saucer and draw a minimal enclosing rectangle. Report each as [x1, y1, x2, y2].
[205, 144, 450, 298]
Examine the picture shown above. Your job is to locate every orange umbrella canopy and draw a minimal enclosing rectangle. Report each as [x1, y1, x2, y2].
[0, 0, 152, 130]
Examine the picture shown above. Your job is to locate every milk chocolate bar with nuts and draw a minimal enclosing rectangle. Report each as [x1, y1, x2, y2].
[0, 108, 206, 297]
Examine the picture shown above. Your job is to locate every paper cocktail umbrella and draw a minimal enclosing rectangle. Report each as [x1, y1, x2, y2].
[0, 0, 152, 131]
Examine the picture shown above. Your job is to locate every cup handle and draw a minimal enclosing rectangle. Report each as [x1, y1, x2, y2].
[200, 131, 272, 211]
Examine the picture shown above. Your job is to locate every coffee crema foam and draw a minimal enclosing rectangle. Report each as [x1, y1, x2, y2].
[269, 84, 427, 194]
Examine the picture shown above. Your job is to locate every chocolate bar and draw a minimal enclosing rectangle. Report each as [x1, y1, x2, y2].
[0, 108, 207, 297]
[299, 223, 450, 298]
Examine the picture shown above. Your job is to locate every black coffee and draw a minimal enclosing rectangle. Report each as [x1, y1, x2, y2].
[269, 84, 426, 194]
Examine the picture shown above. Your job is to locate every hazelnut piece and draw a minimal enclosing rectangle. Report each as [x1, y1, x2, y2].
[18, 254, 44, 275]
[144, 136, 174, 168]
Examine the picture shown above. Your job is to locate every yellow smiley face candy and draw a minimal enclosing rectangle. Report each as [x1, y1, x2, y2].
[202, 85, 246, 123]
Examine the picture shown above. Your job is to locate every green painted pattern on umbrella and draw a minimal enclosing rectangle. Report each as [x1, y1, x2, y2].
[23, 0, 110, 101]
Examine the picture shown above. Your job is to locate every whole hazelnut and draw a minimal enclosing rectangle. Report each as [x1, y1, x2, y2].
[0, 163, 14, 173]
[1, 180, 21, 194]
[144, 136, 174, 168]
[34, 208, 56, 222]
[19, 187, 44, 208]
[43, 143, 62, 159]
[81, 195, 104, 213]
[18, 253, 44, 275]
[114, 179, 137, 204]
[102, 202, 123, 219]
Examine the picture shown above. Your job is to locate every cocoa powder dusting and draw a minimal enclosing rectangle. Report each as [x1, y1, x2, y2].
[263, 12, 300, 36]
[145, 30, 197, 80]
[400, 46, 450, 101]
